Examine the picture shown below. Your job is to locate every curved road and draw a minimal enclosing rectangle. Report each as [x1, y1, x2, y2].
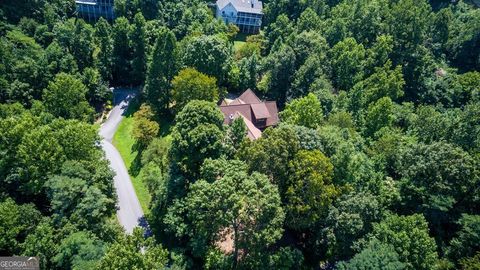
[99, 89, 144, 234]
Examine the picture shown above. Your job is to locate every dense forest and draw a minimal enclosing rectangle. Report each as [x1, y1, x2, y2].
[0, 0, 479, 269]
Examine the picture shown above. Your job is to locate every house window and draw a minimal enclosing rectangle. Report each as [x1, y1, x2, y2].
[255, 118, 267, 127]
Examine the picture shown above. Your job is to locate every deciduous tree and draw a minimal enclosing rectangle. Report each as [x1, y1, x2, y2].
[182, 35, 232, 84]
[172, 68, 219, 112]
[165, 159, 284, 267]
[331, 38, 366, 90]
[42, 73, 94, 122]
[280, 93, 324, 128]
[96, 228, 168, 270]
[285, 150, 339, 230]
[363, 214, 438, 270]
[132, 104, 160, 148]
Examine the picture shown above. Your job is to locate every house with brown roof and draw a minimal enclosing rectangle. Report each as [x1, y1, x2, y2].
[219, 89, 279, 140]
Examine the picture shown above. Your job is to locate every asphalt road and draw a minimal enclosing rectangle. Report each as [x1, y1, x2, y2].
[99, 89, 144, 234]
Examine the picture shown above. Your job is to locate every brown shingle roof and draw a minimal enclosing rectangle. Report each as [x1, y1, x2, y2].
[219, 89, 279, 139]
[264, 101, 279, 126]
[229, 98, 246, 105]
[233, 112, 262, 140]
[251, 103, 271, 119]
[238, 89, 261, 104]
[219, 104, 253, 124]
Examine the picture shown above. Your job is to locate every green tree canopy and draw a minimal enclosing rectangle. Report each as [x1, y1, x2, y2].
[280, 93, 324, 128]
[53, 231, 106, 270]
[363, 213, 438, 270]
[448, 214, 480, 264]
[182, 35, 232, 84]
[132, 104, 160, 148]
[96, 228, 168, 270]
[364, 97, 394, 138]
[285, 150, 340, 230]
[336, 240, 405, 270]
[324, 192, 385, 260]
[172, 68, 219, 112]
[237, 125, 300, 190]
[0, 198, 42, 254]
[94, 18, 113, 81]
[112, 17, 132, 85]
[42, 73, 94, 122]
[330, 37, 366, 90]
[130, 12, 147, 85]
[165, 159, 284, 266]
[169, 100, 225, 178]
[144, 28, 178, 112]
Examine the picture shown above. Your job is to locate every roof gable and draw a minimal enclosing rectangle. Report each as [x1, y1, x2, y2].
[233, 112, 262, 140]
[238, 89, 261, 104]
[216, 0, 263, 14]
[251, 103, 271, 119]
[219, 89, 279, 138]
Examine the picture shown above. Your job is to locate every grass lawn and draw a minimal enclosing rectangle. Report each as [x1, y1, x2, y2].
[113, 114, 151, 215]
[233, 32, 248, 52]
[234, 40, 246, 52]
[112, 100, 174, 216]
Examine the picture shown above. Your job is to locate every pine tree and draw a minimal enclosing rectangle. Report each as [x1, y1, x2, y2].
[144, 28, 178, 112]
[112, 17, 131, 85]
[94, 18, 113, 82]
[130, 13, 147, 85]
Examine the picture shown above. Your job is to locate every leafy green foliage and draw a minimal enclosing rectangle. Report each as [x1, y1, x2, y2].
[363, 214, 438, 270]
[94, 18, 114, 81]
[364, 97, 394, 137]
[448, 215, 480, 263]
[46, 161, 115, 233]
[132, 104, 159, 148]
[53, 231, 106, 270]
[172, 68, 219, 112]
[96, 228, 168, 270]
[144, 27, 178, 112]
[280, 93, 324, 128]
[331, 38, 366, 90]
[169, 100, 225, 178]
[237, 125, 300, 190]
[397, 141, 479, 237]
[112, 17, 131, 85]
[182, 35, 232, 84]
[285, 150, 339, 230]
[1, 0, 480, 269]
[0, 198, 42, 254]
[324, 193, 385, 260]
[336, 240, 405, 270]
[42, 73, 94, 122]
[165, 159, 284, 266]
[53, 18, 95, 71]
[130, 13, 147, 85]
[22, 219, 57, 269]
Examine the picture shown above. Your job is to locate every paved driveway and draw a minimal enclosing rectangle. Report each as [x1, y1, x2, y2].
[99, 89, 144, 234]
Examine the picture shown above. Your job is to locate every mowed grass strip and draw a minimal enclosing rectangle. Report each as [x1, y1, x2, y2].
[112, 115, 151, 215]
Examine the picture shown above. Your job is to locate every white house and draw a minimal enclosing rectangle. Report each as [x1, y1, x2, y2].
[216, 0, 263, 34]
[76, 0, 115, 22]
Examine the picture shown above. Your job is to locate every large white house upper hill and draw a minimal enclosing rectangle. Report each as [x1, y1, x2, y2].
[216, 0, 263, 34]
